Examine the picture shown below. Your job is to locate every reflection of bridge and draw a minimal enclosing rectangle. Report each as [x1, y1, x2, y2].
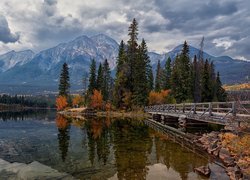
[145, 101, 250, 126]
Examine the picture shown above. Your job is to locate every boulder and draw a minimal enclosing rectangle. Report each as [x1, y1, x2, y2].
[194, 165, 211, 177]
[219, 148, 235, 167]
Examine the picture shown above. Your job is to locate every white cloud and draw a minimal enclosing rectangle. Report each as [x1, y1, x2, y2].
[212, 37, 236, 50]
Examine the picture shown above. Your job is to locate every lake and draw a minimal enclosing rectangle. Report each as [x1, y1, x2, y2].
[0, 110, 228, 179]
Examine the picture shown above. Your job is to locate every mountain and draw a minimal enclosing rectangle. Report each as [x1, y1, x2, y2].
[0, 34, 119, 93]
[0, 50, 34, 73]
[0, 34, 249, 94]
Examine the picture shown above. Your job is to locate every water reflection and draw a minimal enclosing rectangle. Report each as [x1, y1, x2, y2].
[0, 111, 227, 179]
[86, 117, 112, 165]
[56, 115, 71, 162]
[112, 119, 152, 180]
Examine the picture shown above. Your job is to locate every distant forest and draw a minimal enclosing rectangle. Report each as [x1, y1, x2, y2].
[0, 94, 55, 108]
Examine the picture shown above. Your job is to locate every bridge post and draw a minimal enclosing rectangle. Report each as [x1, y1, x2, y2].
[209, 103, 212, 116]
[232, 102, 236, 116]
[193, 103, 196, 114]
[183, 103, 185, 113]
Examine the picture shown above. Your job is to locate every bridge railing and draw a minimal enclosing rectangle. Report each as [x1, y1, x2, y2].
[145, 101, 250, 122]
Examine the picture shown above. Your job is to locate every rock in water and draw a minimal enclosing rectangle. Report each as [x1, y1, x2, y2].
[194, 165, 211, 177]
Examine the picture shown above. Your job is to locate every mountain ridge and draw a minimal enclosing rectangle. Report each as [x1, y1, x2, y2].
[0, 34, 249, 94]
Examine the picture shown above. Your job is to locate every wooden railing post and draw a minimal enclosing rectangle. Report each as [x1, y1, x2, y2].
[232, 102, 236, 116]
[209, 103, 212, 116]
[193, 103, 196, 114]
[183, 103, 185, 113]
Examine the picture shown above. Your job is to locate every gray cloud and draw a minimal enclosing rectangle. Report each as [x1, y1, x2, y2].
[0, 15, 20, 43]
[0, 0, 249, 60]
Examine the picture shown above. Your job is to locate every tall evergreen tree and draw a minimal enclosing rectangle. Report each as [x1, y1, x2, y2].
[127, 18, 139, 93]
[88, 59, 97, 95]
[155, 60, 161, 92]
[96, 63, 103, 91]
[214, 72, 227, 102]
[201, 59, 213, 102]
[59, 63, 70, 96]
[113, 41, 129, 108]
[164, 57, 172, 89]
[132, 39, 150, 106]
[102, 59, 111, 101]
[171, 41, 191, 103]
[192, 55, 201, 102]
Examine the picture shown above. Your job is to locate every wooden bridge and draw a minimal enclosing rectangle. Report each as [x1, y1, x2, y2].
[145, 101, 250, 126]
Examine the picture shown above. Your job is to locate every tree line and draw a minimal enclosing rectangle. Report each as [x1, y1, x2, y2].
[57, 18, 227, 111]
[0, 94, 50, 107]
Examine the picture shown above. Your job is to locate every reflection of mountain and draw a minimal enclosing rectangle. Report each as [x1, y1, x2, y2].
[56, 115, 71, 162]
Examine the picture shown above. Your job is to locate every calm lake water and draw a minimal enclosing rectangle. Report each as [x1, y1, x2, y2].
[0, 110, 228, 179]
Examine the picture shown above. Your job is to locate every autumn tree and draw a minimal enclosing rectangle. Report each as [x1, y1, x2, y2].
[59, 63, 70, 96]
[148, 90, 171, 105]
[72, 95, 83, 107]
[91, 90, 103, 110]
[56, 96, 68, 111]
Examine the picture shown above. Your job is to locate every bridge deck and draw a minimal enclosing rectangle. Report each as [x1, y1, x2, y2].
[145, 101, 250, 125]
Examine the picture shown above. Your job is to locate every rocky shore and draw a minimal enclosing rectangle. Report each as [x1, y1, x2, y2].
[196, 131, 250, 180]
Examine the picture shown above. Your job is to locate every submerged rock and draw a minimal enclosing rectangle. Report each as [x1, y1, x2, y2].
[0, 159, 75, 179]
[194, 165, 211, 177]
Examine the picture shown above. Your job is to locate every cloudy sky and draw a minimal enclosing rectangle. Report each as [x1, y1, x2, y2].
[0, 0, 249, 60]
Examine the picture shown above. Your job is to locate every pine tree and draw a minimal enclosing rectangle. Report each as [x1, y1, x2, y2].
[127, 18, 139, 93]
[155, 60, 161, 92]
[164, 57, 172, 89]
[96, 63, 103, 91]
[171, 41, 191, 103]
[59, 63, 70, 96]
[88, 59, 97, 95]
[113, 41, 129, 108]
[201, 59, 213, 102]
[132, 39, 150, 106]
[214, 72, 227, 102]
[192, 55, 201, 102]
[102, 59, 111, 101]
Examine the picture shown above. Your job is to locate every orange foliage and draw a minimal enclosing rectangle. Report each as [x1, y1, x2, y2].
[148, 90, 170, 105]
[56, 96, 68, 111]
[105, 102, 112, 112]
[220, 133, 250, 175]
[91, 119, 103, 139]
[56, 115, 68, 129]
[91, 90, 103, 110]
[72, 95, 82, 107]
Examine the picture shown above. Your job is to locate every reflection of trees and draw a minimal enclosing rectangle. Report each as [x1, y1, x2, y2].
[86, 118, 111, 166]
[153, 133, 208, 180]
[112, 119, 153, 180]
[56, 114, 71, 162]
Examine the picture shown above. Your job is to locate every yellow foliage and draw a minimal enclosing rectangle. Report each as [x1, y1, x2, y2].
[56, 96, 68, 111]
[223, 83, 250, 91]
[148, 90, 170, 105]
